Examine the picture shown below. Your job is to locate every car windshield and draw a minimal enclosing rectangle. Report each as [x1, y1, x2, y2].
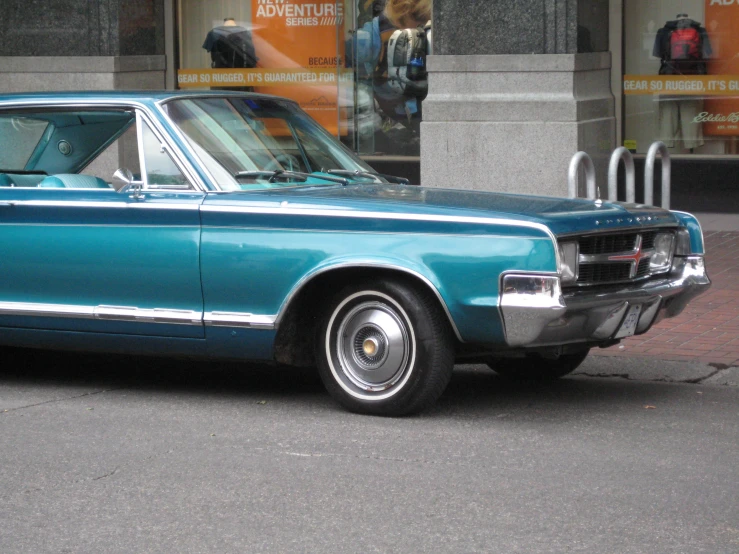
[163, 96, 379, 190]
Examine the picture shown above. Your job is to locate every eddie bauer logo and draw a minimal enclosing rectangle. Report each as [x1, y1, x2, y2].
[306, 95, 336, 108]
[692, 111, 739, 123]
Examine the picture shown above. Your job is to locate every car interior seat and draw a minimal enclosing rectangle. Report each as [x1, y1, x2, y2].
[0, 173, 47, 187]
[37, 174, 112, 189]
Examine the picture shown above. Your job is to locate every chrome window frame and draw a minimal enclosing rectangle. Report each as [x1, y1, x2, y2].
[135, 110, 200, 192]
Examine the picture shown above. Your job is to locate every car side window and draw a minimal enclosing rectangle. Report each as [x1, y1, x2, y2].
[140, 119, 192, 189]
[82, 123, 141, 186]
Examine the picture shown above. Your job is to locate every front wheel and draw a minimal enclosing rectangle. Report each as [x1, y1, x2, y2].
[487, 349, 590, 381]
[316, 279, 454, 416]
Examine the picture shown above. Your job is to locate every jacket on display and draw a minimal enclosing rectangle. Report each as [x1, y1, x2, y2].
[202, 25, 258, 69]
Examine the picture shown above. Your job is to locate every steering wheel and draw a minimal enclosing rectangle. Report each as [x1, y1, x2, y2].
[262, 153, 301, 173]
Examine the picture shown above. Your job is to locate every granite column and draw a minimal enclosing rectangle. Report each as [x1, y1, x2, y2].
[0, 0, 167, 93]
[422, 0, 615, 197]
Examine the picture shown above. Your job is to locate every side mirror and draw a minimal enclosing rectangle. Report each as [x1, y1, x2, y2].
[112, 168, 135, 189]
[113, 168, 143, 198]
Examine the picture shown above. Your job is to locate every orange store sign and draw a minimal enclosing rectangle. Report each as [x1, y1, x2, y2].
[177, 69, 351, 87]
[704, 0, 739, 135]
[248, 0, 346, 135]
[623, 75, 739, 95]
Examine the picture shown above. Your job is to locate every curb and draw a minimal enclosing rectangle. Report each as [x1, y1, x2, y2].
[574, 355, 739, 386]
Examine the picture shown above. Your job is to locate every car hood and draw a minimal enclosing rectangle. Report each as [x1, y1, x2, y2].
[217, 184, 679, 236]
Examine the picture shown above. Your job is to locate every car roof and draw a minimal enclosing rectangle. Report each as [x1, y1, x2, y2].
[0, 90, 292, 106]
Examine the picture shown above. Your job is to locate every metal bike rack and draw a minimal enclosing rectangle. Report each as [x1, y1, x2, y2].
[567, 151, 596, 200]
[569, 141, 671, 208]
[608, 146, 636, 203]
[644, 141, 671, 209]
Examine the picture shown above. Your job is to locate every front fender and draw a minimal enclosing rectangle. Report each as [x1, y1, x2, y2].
[671, 211, 706, 254]
[276, 255, 463, 340]
[274, 233, 558, 345]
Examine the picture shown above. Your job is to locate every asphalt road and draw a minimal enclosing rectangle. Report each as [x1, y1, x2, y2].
[0, 347, 737, 554]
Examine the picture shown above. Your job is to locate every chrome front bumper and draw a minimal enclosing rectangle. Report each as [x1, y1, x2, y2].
[500, 256, 711, 348]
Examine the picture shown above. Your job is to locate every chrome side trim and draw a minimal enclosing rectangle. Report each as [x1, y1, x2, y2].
[274, 261, 465, 342]
[200, 204, 549, 230]
[95, 305, 201, 325]
[204, 311, 277, 329]
[0, 301, 279, 330]
[0, 301, 95, 319]
[0, 301, 202, 325]
[203, 224, 545, 241]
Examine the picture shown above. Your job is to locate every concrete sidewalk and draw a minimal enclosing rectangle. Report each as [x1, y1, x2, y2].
[590, 212, 739, 372]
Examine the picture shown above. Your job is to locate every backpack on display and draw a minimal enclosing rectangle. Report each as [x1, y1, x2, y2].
[669, 27, 701, 60]
[385, 24, 429, 99]
[652, 17, 712, 75]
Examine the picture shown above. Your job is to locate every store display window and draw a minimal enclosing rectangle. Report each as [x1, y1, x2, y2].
[176, 1, 432, 158]
[623, 0, 739, 155]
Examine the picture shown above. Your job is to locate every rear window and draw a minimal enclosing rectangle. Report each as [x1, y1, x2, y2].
[0, 116, 50, 171]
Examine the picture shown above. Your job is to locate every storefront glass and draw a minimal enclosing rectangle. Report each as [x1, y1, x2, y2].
[176, 0, 431, 158]
[624, 0, 739, 155]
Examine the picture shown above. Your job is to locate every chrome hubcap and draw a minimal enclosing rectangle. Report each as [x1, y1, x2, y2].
[336, 301, 410, 391]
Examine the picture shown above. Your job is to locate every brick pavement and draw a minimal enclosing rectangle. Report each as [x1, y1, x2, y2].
[591, 230, 739, 367]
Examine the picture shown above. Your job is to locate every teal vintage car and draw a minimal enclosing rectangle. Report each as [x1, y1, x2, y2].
[0, 91, 710, 415]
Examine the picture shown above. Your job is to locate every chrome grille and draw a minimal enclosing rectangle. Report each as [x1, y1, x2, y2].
[579, 233, 638, 255]
[578, 262, 631, 283]
[569, 229, 673, 287]
[641, 231, 657, 250]
[635, 258, 651, 278]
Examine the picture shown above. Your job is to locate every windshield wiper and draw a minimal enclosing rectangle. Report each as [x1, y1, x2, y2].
[234, 170, 349, 186]
[324, 169, 410, 185]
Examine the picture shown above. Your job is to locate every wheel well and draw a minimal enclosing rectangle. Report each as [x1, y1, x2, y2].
[272, 267, 454, 367]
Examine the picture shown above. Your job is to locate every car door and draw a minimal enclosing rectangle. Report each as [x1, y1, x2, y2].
[0, 108, 205, 339]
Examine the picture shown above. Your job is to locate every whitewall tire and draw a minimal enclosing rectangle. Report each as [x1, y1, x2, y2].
[316, 278, 454, 416]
